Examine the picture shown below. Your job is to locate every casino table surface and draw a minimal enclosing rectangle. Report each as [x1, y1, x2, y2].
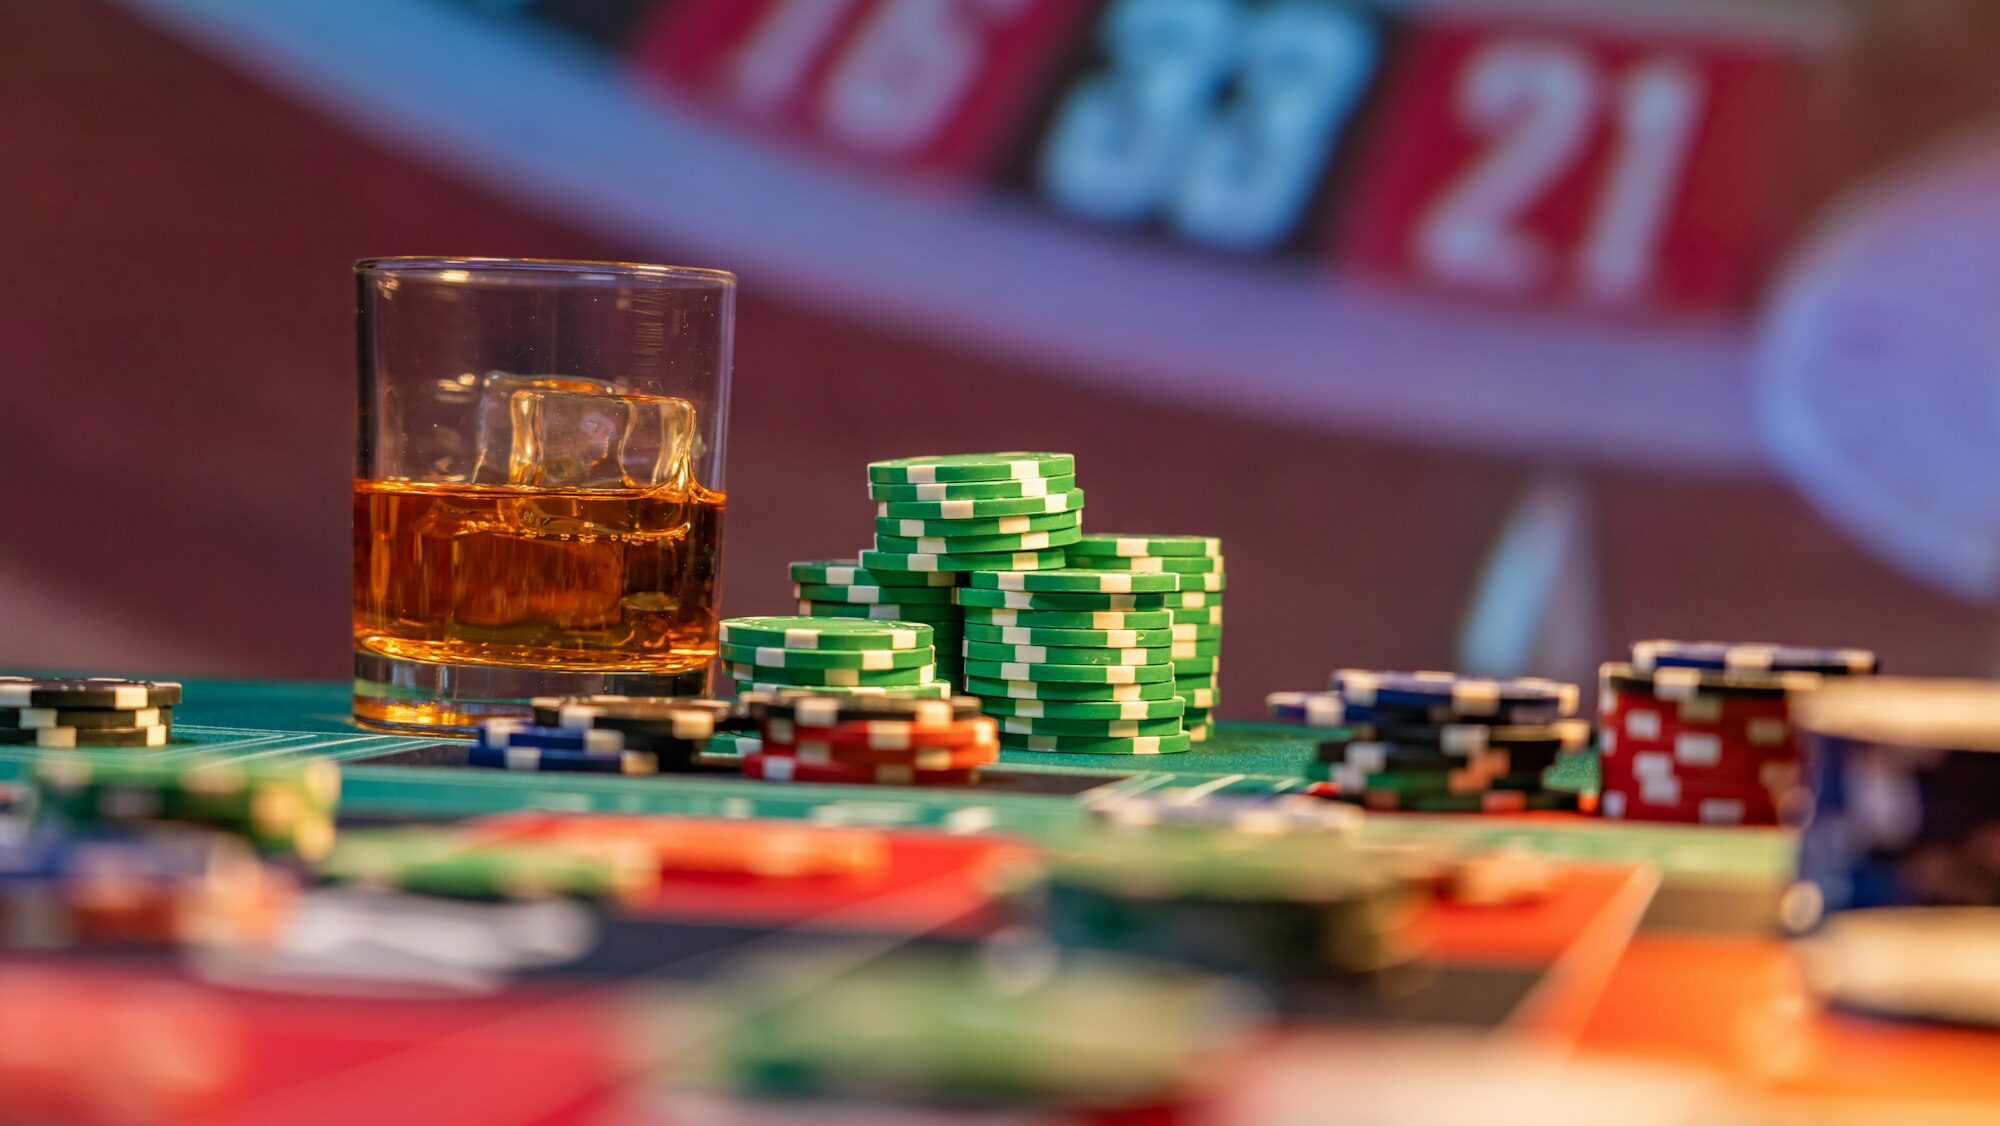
[0, 677, 1789, 883]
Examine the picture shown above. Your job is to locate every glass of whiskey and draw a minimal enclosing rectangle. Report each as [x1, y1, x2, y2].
[351, 258, 734, 733]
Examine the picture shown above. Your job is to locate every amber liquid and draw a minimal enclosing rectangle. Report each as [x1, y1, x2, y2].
[352, 479, 724, 673]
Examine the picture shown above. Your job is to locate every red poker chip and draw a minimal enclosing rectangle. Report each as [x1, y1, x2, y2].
[740, 753, 982, 786]
[1598, 753, 1800, 790]
[1597, 787, 1782, 826]
[759, 739, 998, 770]
[760, 714, 997, 751]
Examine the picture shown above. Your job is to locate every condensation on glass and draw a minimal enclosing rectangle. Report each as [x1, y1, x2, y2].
[352, 257, 734, 733]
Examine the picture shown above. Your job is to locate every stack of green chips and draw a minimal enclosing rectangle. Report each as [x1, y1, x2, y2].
[789, 559, 963, 682]
[718, 616, 950, 699]
[1064, 535, 1223, 741]
[861, 453, 1083, 688]
[955, 569, 1190, 755]
[33, 752, 342, 861]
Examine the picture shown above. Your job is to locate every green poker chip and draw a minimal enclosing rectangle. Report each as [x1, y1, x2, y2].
[720, 616, 932, 651]
[1169, 640, 1223, 659]
[963, 622, 1172, 649]
[973, 696, 1184, 721]
[859, 548, 1068, 573]
[955, 588, 1169, 612]
[1064, 534, 1219, 558]
[734, 678, 953, 699]
[867, 452, 1075, 484]
[962, 659, 1172, 685]
[874, 508, 1080, 538]
[966, 568, 1180, 595]
[1169, 605, 1223, 626]
[796, 600, 962, 624]
[875, 490, 1085, 521]
[722, 661, 936, 688]
[961, 640, 1169, 667]
[996, 731, 1192, 755]
[1171, 622, 1222, 642]
[963, 676, 1176, 702]
[995, 715, 1184, 738]
[787, 560, 957, 587]
[717, 642, 934, 670]
[1164, 590, 1219, 609]
[1171, 656, 1219, 676]
[793, 582, 958, 606]
[959, 606, 1172, 631]
[874, 526, 1082, 556]
[1071, 554, 1224, 575]
[702, 729, 762, 756]
[868, 475, 1077, 502]
[1178, 686, 1218, 708]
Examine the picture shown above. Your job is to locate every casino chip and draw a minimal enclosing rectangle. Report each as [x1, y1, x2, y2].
[963, 676, 1176, 702]
[1065, 534, 1220, 558]
[1630, 639, 1879, 677]
[966, 568, 1180, 594]
[0, 677, 183, 709]
[1798, 908, 2000, 1028]
[961, 606, 1172, 630]
[0, 705, 170, 729]
[794, 582, 956, 605]
[467, 744, 661, 774]
[859, 547, 1069, 573]
[1327, 670, 1579, 719]
[868, 474, 1076, 501]
[0, 724, 170, 748]
[788, 560, 957, 587]
[875, 508, 1081, 538]
[720, 616, 932, 651]
[955, 587, 1168, 611]
[867, 451, 1074, 484]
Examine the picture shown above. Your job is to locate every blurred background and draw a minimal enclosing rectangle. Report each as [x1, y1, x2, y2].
[9, 0, 2000, 712]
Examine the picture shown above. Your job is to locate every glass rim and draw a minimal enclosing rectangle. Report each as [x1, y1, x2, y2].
[354, 256, 735, 286]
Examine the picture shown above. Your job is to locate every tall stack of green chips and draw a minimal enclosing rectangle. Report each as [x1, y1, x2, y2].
[1064, 536, 1223, 741]
[954, 569, 1190, 755]
[857, 453, 1083, 689]
[717, 616, 951, 698]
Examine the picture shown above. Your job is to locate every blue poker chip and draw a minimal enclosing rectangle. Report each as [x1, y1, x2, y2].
[1266, 690, 1573, 728]
[475, 721, 629, 753]
[466, 743, 658, 774]
[1630, 640, 1878, 677]
[1266, 691, 1369, 728]
[1325, 670, 1580, 720]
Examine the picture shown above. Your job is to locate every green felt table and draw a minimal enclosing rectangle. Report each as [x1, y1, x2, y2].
[163, 679, 1597, 785]
[0, 678, 1793, 881]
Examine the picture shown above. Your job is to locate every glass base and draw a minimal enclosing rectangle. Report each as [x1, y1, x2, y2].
[352, 650, 711, 735]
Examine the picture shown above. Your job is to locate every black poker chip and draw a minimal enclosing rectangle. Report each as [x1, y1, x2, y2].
[1317, 738, 1567, 774]
[0, 724, 171, 748]
[1600, 662, 1817, 700]
[736, 690, 983, 727]
[1351, 718, 1591, 754]
[0, 677, 183, 709]
[0, 705, 173, 730]
[530, 695, 730, 741]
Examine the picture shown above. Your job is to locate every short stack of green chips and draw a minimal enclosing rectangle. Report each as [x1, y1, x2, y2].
[1065, 535, 1223, 740]
[717, 615, 951, 698]
[789, 560, 965, 685]
[862, 453, 1083, 687]
[954, 569, 1190, 755]
[32, 752, 342, 861]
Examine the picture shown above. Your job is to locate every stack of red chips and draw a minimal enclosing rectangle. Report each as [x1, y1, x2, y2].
[739, 693, 997, 786]
[1596, 641, 1877, 826]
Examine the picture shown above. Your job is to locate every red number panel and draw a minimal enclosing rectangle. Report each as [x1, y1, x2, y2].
[632, 0, 1090, 181]
[1335, 15, 1820, 314]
